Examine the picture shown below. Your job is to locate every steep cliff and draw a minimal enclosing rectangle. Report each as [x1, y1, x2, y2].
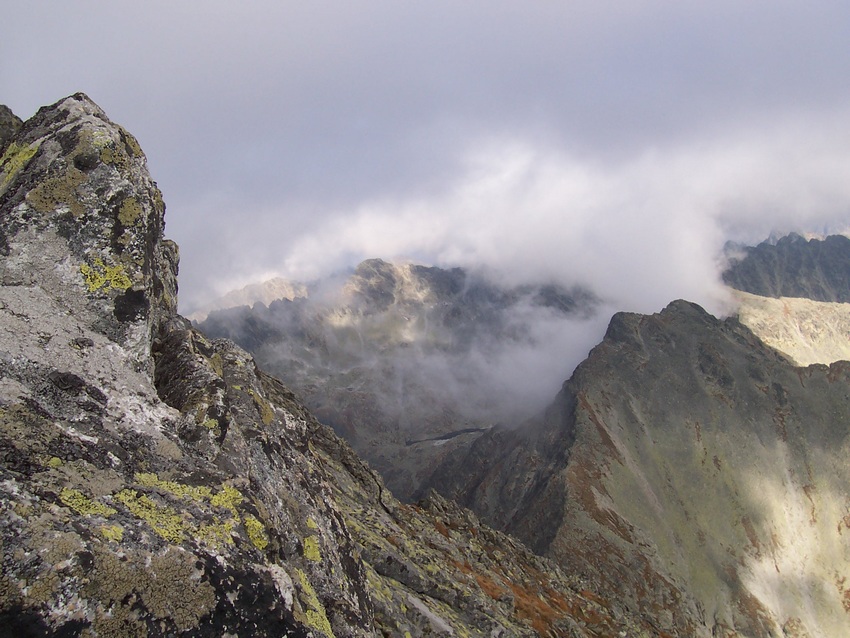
[0, 95, 652, 636]
[430, 300, 850, 637]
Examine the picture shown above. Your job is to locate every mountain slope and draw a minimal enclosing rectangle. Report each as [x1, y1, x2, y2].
[429, 300, 850, 637]
[199, 258, 597, 501]
[0, 94, 650, 636]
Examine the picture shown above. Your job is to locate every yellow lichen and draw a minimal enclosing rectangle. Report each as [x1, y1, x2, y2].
[303, 536, 322, 562]
[80, 258, 132, 292]
[306, 517, 319, 530]
[0, 142, 39, 185]
[99, 524, 124, 542]
[296, 568, 335, 637]
[201, 419, 218, 430]
[135, 472, 213, 502]
[210, 485, 243, 515]
[244, 514, 269, 551]
[59, 487, 117, 517]
[195, 517, 236, 548]
[115, 489, 185, 543]
[46, 456, 63, 469]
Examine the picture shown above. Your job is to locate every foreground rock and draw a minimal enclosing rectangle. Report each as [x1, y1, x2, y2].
[0, 95, 651, 635]
[430, 300, 850, 637]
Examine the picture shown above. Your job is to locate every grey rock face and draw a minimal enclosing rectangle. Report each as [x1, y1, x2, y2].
[0, 94, 649, 636]
[723, 233, 850, 301]
[431, 300, 850, 637]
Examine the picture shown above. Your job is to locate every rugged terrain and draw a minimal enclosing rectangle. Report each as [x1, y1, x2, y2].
[425, 235, 850, 636]
[0, 95, 658, 636]
[199, 260, 595, 501]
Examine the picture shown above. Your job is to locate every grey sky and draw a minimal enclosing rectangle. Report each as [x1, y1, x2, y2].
[4, 1, 850, 313]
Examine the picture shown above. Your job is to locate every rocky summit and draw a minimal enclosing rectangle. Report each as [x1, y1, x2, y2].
[0, 95, 660, 636]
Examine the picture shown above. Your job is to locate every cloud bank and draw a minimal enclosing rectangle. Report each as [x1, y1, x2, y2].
[3, 1, 850, 316]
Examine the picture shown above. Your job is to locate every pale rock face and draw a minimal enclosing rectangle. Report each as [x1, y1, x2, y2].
[0, 95, 650, 636]
[734, 290, 850, 366]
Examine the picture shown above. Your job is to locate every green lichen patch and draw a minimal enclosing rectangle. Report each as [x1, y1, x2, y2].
[134, 472, 213, 502]
[80, 258, 132, 292]
[99, 524, 124, 542]
[59, 487, 117, 517]
[210, 485, 243, 515]
[117, 197, 143, 227]
[243, 514, 269, 551]
[119, 126, 144, 158]
[247, 389, 275, 425]
[86, 547, 216, 633]
[26, 166, 86, 217]
[296, 568, 336, 637]
[0, 142, 39, 186]
[122, 475, 253, 549]
[303, 535, 322, 562]
[195, 517, 236, 548]
[115, 489, 186, 544]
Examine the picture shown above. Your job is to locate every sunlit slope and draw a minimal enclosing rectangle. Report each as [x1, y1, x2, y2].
[734, 290, 850, 366]
[431, 300, 850, 637]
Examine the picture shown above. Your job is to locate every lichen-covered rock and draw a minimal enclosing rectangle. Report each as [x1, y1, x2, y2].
[0, 95, 650, 636]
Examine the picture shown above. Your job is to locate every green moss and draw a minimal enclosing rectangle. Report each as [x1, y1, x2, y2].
[303, 535, 322, 562]
[115, 489, 186, 543]
[80, 258, 132, 292]
[296, 568, 336, 637]
[117, 197, 142, 227]
[0, 142, 39, 185]
[244, 514, 269, 551]
[99, 524, 124, 542]
[59, 487, 117, 517]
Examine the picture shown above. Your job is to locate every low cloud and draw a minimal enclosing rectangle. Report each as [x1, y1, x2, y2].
[267, 108, 850, 320]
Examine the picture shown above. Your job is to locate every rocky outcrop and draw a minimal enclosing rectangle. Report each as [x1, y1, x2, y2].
[723, 233, 850, 302]
[430, 300, 850, 637]
[0, 95, 652, 636]
[199, 258, 596, 501]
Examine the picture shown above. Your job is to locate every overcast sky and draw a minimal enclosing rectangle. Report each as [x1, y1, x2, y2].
[4, 1, 850, 315]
